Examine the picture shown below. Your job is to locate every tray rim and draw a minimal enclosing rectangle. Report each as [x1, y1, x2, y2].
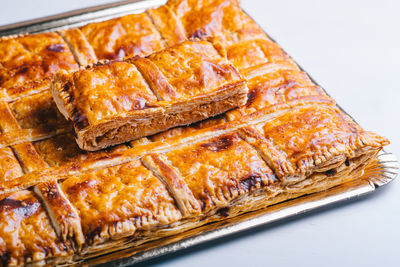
[0, 1, 398, 266]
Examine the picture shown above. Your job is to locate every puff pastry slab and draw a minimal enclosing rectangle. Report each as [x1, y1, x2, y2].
[0, 32, 79, 101]
[0, 0, 390, 265]
[51, 40, 247, 151]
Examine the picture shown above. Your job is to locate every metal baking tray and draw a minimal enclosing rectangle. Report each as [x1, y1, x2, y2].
[0, 1, 398, 266]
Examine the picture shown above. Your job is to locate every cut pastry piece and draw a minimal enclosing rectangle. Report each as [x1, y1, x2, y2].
[227, 68, 325, 120]
[142, 132, 277, 217]
[58, 28, 98, 66]
[147, 5, 187, 47]
[51, 40, 247, 151]
[59, 160, 181, 250]
[33, 132, 128, 167]
[0, 32, 79, 101]
[166, 0, 266, 44]
[0, 190, 73, 266]
[240, 104, 389, 178]
[0, 147, 24, 183]
[79, 13, 165, 60]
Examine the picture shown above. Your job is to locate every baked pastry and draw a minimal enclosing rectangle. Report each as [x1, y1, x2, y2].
[51, 40, 248, 151]
[0, 32, 79, 101]
[0, 0, 389, 265]
[78, 13, 165, 60]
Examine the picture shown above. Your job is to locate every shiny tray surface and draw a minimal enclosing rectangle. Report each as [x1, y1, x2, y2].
[0, 1, 398, 266]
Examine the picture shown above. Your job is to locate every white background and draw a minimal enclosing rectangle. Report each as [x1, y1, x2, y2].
[1, 1, 399, 266]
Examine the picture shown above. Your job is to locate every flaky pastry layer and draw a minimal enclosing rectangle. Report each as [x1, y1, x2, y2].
[0, 0, 390, 266]
[51, 40, 247, 151]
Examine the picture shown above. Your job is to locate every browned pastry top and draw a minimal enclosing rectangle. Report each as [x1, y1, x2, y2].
[80, 13, 165, 60]
[0, 147, 24, 184]
[228, 68, 324, 119]
[66, 61, 156, 127]
[0, 190, 72, 265]
[10, 90, 69, 132]
[166, 0, 264, 43]
[162, 132, 277, 212]
[0, 32, 78, 99]
[0, 0, 390, 265]
[61, 159, 181, 243]
[53, 40, 243, 128]
[143, 40, 242, 99]
[258, 104, 368, 172]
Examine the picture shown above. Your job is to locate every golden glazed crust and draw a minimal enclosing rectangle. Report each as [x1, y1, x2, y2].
[58, 28, 98, 67]
[227, 67, 326, 120]
[0, 190, 72, 266]
[143, 132, 277, 214]
[147, 5, 187, 47]
[79, 13, 165, 60]
[141, 41, 244, 99]
[0, 147, 24, 184]
[0, 32, 79, 101]
[52, 40, 247, 151]
[165, 0, 293, 75]
[60, 160, 182, 248]
[0, 0, 390, 265]
[166, 0, 264, 43]
[53, 62, 158, 127]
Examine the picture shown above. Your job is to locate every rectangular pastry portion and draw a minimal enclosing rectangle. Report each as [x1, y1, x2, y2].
[165, 0, 295, 75]
[0, 190, 73, 266]
[142, 132, 277, 216]
[0, 147, 24, 184]
[166, 0, 265, 44]
[78, 13, 165, 60]
[226, 67, 326, 120]
[0, 0, 391, 265]
[51, 40, 247, 151]
[58, 159, 182, 255]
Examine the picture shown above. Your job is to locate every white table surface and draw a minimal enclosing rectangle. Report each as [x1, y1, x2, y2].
[1, 1, 399, 266]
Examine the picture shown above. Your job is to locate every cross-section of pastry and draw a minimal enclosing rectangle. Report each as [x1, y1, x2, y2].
[51, 40, 248, 151]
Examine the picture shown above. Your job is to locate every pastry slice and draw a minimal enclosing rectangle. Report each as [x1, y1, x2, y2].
[59, 159, 181, 255]
[51, 40, 247, 151]
[0, 32, 79, 101]
[166, 0, 265, 44]
[147, 5, 187, 47]
[226, 67, 325, 120]
[79, 12, 165, 60]
[142, 132, 278, 219]
[165, 0, 293, 75]
[0, 190, 73, 266]
[239, 102, 388, 182]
